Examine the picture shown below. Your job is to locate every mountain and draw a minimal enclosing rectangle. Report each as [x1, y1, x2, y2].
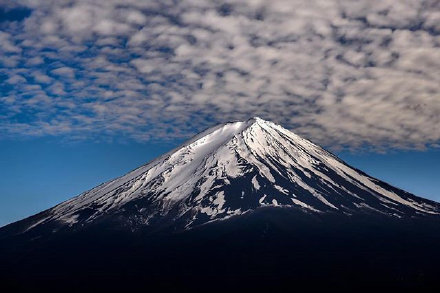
[2, 117, 438, 235]
[1, 117, 440, 292]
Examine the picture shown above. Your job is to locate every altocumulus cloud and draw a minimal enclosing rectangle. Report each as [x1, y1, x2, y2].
[0, 0, 439, 150]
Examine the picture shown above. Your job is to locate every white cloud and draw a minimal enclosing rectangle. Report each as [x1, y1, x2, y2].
[6, 74, 26, 84]
[0, 0, 439, 150]
[51, 67, 75, 79]
[0, 32, 21, 53]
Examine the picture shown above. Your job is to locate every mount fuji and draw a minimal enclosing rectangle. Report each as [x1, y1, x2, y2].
[1, 117, 440, 292]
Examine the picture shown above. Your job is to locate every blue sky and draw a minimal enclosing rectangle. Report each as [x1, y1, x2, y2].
[0, 0, 439, 226]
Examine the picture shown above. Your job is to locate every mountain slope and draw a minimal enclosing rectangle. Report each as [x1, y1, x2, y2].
[2, 117, 439, 237]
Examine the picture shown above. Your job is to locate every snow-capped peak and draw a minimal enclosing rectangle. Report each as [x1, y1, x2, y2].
[19, 118, 440, 232]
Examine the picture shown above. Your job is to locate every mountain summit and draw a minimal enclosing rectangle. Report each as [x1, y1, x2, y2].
[4, 117, 439, 236]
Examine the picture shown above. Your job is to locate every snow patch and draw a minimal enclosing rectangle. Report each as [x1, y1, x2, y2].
[274, 185, 289, 195]
[252, 176, 260, 190]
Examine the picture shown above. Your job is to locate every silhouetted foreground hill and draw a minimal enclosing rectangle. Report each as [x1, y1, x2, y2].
[2, 208, 440, 292]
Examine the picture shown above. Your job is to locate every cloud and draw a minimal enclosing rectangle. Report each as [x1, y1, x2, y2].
[51, 67, 75, 79]
[6, 74, 26, 84]
[0, 0, 439, 150]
